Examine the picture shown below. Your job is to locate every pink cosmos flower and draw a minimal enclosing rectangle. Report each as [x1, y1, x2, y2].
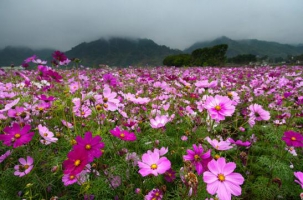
[63, 146, 89, 175]
[24, 55, 37, 63]
[183, 144, 212, 175]
[282, 131, 303, 147]
[7, 106, 26, 118]
[203, 157, 244, 200]
[110, 127, 137, 141]
[294, 171, 303, 188]
[0, 150, 12, 163]
[248, 104, 270, 127]
[146, 147, 168, 157]
[0, 98, 20, 113]
[138, 150, 171, 177]
[204, 95, 235, 122]
[144, 188, 163, 200]
[62, 173, 79, 186]
[14, 156, 34, 177]
[61, 120, 74, 129]
[38, 124, 58, 145]
[205, 136, 233, 151]
[69, 82, 81, 94]
[150, 115, 170, 128]
[32, 58, 47, 65]
[0, 123, 34, 148]
[94, 85, 119, 111]
[74, 132, 104, 162]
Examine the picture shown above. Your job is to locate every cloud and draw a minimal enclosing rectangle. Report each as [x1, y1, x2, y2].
[0, 0, 302, 51]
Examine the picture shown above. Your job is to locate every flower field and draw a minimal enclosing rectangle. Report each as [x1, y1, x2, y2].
[1, 53, 303, 200]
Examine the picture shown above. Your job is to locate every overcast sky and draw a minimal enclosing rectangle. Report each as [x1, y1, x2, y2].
[0, 0, 302, 51]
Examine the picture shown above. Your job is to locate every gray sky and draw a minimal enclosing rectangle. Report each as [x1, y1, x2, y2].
[0, 0, 302, 51]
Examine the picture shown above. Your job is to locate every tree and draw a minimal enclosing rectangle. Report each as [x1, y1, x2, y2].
[228, 54, 257, 64]
[163, 54, 191, 67]
[191, 44, 228, 66]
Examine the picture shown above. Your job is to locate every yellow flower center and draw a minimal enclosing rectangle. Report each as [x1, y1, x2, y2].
[103, 97, 108, 103]
[103, 103, 108, 108]
[14, 133, 21, 139]
[214, 154, 220, 160]
[291, 137, 296, 141]
[155, 192, 160, 197]
[81, 111, 85, 116]
[85, 144, 91, 150]
[96, 105, 102, 110]
[71, 139, 77, 145]
[74, 159, 81, 166]
[218, 173, 225, 182]
[69, 175, 75, 180]
[215, 105, 221, 111]
[24, 164, 29, 169]
[44, 133, 48, 137]
[120, 133, 125, 138]
[194, 154, 200, 161]
[227, 92, 233, 98]
[151, 164, 158, 170]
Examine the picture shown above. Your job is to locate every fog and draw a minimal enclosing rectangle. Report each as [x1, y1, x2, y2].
[0, 0, 302, 51]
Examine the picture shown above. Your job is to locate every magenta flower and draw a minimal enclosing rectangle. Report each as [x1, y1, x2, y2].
[203, 157, 244, 200]
[183, 144, 212, 175]
[138, 150, 171, 177]
[294, 171, 303, 188]
[52, 50, 67, 62]
[282, 131, 303, 147]
[205, 137, 233, 151]
[204, 95, 235, 122]
[74, 132, 104, 162]
[110, 127, 136, 141]
[228, 138, 251, 147]
[14, 156, 34, 177]
[150, 115, 170, 128]
[62, 173, 79, 186]
[0, 123, 34, 148]
[164, 168, 176, 182]
[0, 150, 12, 163]
[103, 73, 118, 87]
[144, 188, 163, 200]
[63, 146, 89, 175]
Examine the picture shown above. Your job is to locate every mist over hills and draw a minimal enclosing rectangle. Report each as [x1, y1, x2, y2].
[65, 38, 182, 67]
[1, 36, 303, 67]
[184, 36, 303, 58]
[0, 46, 55, 67]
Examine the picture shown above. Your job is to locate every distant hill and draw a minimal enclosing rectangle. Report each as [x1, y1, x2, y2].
[184, 36, 303, 58]
[0, 46, 55, 67]
[1, 36, 303, 67]
[65, 37, 182, 67]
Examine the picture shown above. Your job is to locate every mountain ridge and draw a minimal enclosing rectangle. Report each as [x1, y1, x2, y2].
[1, 36, 303, 67]
[184, 36, 303, 58]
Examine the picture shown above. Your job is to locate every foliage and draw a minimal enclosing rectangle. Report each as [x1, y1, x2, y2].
[163, 44, 228, 67]
[0, 58, 303, 200]
[228, 54, 257, 64]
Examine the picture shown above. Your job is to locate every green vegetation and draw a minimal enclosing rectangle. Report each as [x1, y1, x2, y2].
[163, 44, 228, 67]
